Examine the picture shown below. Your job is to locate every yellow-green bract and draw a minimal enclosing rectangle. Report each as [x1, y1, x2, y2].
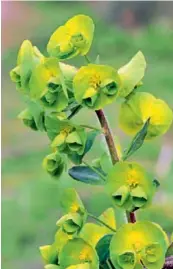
[45, 114, 87, 155]
[73, 64, 121, 110]
[59, 238, 99, 269]
[118, 51, 146, 98]
[110, 221, 169, 269]
[79, 208, 116, 247]
[56, 188, 86, 235]
[119, 92, 173, 140]
[10, 40, 44, 94]
[106, 161, 157, 212]
[47, 14, 94, 60]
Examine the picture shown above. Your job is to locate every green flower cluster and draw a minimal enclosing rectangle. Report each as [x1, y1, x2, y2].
[10, 14, 173, 269]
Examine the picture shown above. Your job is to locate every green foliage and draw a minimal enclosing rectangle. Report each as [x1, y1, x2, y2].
[9, 11, 173, 269]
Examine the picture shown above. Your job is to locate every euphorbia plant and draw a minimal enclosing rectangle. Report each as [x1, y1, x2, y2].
[10, 14, 173, 269]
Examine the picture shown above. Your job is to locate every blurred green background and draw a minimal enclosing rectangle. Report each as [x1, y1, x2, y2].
[2, 1, 173, 269]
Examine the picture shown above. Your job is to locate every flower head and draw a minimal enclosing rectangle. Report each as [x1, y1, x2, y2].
[56, 188, 86, 236]
[47, 15, 94, 60]
[29, 58, 70, 112]
[73, 64, 121, 110]
[119, 92, 173, 140]
[106, 162, 157, 212]
[59, 238, 99, 269]
[45, 114, 87, 155]
[110, 221, 169, 269]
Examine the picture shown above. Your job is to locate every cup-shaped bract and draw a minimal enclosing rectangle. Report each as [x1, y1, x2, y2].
[118, 51, 146, 98]
[59, 238, 99, 269]
[18, 108, 38, 131]
[56, 188, 86, 236]
[42, 151, 65, 179]
[110, 221, 169, 269]
[10, 40, 44, 95]
[56, 213, 84, 235]
[29, 58, 70, 112]
[119, 92, 173, 140]
[47, 15, 94, 60]
[106, 162, 157, 212]
[80, 208, 116, 247]
[45, 114, 87, 155]
[73, 64, 121, 110]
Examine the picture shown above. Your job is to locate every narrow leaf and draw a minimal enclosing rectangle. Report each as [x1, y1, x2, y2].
[68, 166, 106, 185]
[122, 118, 150, 161]
[95, 234, 113, 264]
[166, 243, 173, 257]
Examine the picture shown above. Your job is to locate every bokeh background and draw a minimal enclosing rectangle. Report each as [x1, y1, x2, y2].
[2, 1, 173, 269]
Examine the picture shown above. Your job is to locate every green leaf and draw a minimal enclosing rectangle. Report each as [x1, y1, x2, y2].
[118, 51, 146, 97]
[122, 118, 150, 161]
[95, 234, 113, 264]
[166, 242, 173, 257]
[68, 166, 106, 185]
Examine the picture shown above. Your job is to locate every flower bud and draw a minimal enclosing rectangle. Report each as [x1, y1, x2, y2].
[119, 92, 173, 140]
[42, 151, 65, 179]
[18, 108, 37, 131]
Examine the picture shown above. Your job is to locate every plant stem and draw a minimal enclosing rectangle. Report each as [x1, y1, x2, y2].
[95, 109, 119, 165]
[82, 160, 106, 182]
[87, 212, 116, 232]
[95, 109, 137, 223]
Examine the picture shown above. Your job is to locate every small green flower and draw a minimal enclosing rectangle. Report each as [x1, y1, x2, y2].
[45, 114, 87, 155]
[56, 188, 86, 236]
[110, 221, 169, 269]
[18, 108, 38, 131]
[106, 162, 157, 212]
[118, 51, 146, 98]
[18, 101, 45, 131]
[56, 213, 85, 235]
[80, 208, 116, 247]
[29, 58, 71, 112]
[47, 15, 94, 60]
[59, 238, 99, 269]
[10, 40, 44, 94]
[119, 92, 173, 140]
[73, 64, 121, 110]
[42, 151, 65, 179]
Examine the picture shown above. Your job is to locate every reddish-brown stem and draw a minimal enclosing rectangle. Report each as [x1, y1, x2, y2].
[95, 109, 119, 164]
[95, 109, 137, 224]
